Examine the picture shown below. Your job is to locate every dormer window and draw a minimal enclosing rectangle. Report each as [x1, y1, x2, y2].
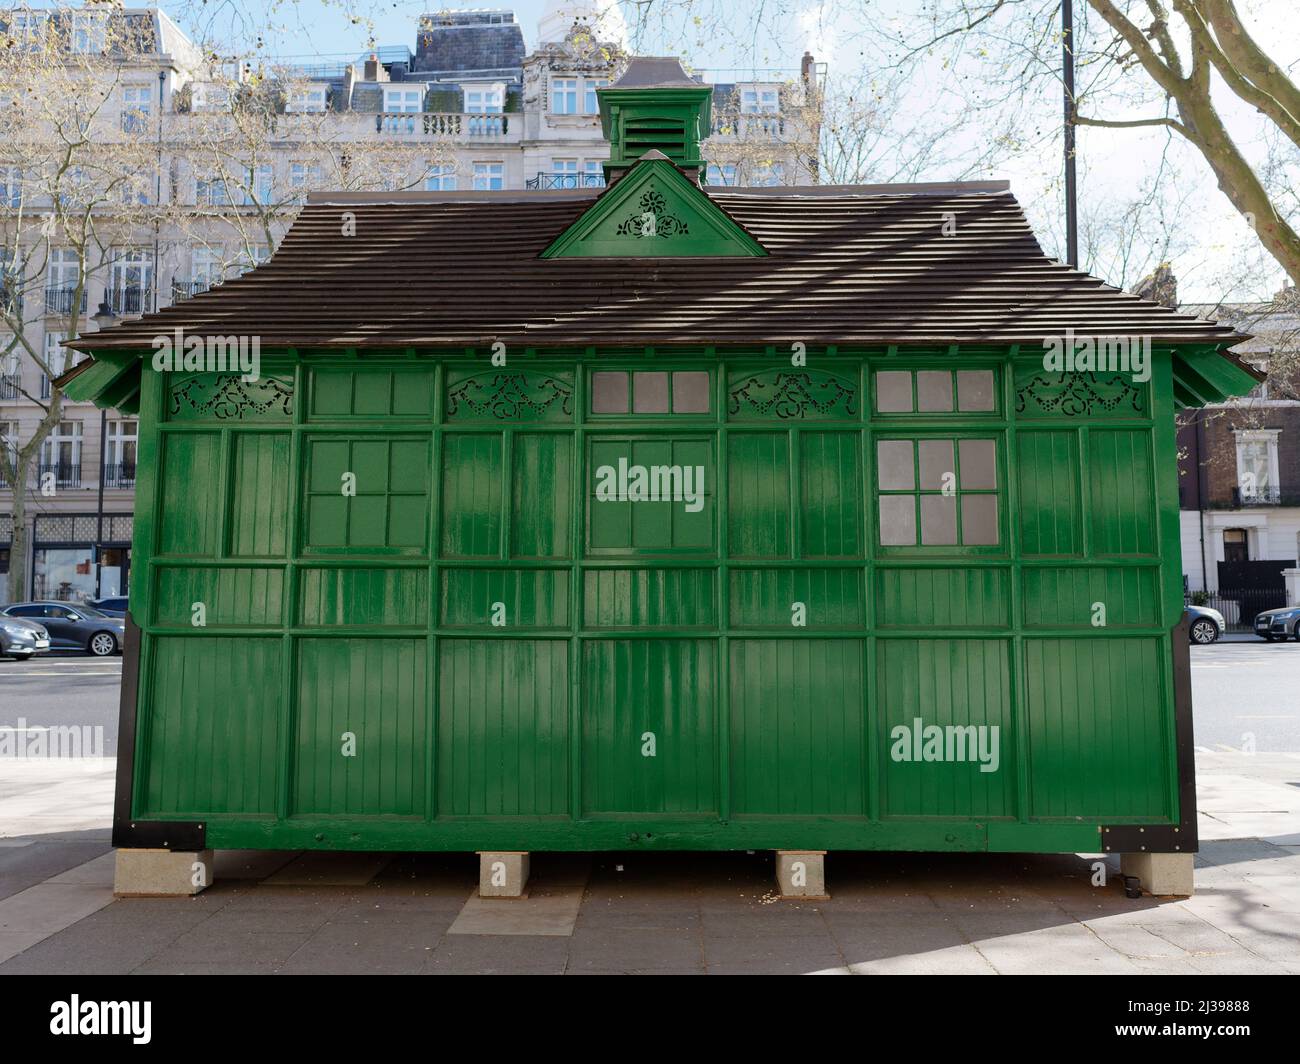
[288, 87, 327, 113]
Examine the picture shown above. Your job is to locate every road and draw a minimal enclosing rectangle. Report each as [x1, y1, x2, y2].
[1, 637, 1295, 762]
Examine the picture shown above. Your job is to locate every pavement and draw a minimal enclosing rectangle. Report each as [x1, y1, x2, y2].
[0, 644, 1297, 975]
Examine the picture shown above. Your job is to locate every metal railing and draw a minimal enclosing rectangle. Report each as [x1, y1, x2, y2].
[37, 461, 81, 488]
[1187, 589, 1291, 631]
[0, 372, 20, 400]
[526, 171, 606, 190]
[102, 461, 136, 489]
[171, 278, 211, 303]
[107, 285, 153, 315]
[44, 286, 87, 315]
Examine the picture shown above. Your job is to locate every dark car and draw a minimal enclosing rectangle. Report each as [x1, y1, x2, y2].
[86, 596, 129, 618]
[0, 602, 125, 656]
[1253, 605, 1300, 642]
[1, 615, 51, 660]
[1185, 604, 1225, 644]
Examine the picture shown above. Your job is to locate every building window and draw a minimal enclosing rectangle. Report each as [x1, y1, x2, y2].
[551, 77, 579, 114]
[1234, 430, 1280, 504]
[105, 419, 137, 488]
[39, 420, 83, 486]
[874, 369, 997, 414]
[196, 173, 233, 206]
[473, 162, 504, 191]
[0, 166, 22, 209]
[876, 437, 1001, 547]
[465, 87, 504, 135]
[1223, 527, 1249, 564]
[236, 245, 271, 273]
[583, 77, 608, 114]
[108, 250, 153, 314]
[384, 88, 424, 113]
[71, 11, 106, 54]
[287, 87, 327, 113]
[590, 370, 711, 415]
[122, 85, 152, 133]
[741, 88, 779, 114]
[289, 161, 323, 202]
[243, 164, 273, 205]
[191, 245, 225, 288]
[583, 160, 604, 187]
[0, 419, 16, 487]
[40, 332, 68, 399]
[425, 164, 457, 191]
[705, 163, 737, 187]
[751, 162, 785, 187]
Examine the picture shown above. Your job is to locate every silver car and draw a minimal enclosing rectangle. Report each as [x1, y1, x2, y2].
[0, 615, 51, 660]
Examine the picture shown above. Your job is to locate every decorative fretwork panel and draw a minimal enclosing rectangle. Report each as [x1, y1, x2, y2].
[727, 369, 858, 420]
[445, 371, 574, 422]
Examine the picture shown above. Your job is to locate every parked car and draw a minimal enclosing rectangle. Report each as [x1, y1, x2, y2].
[0, 602, 125, 656]
[0, 615, 51, 660]
[86, 596, 129, 618]
[1253, 605, 1300, 642]
[1186, 604, 1225, 644]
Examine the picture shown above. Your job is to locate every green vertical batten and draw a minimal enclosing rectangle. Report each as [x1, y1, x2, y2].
[109, 344, 1206, 852]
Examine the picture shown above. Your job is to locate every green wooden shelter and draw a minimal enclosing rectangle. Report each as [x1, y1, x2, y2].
[64, 59, 1259, 887]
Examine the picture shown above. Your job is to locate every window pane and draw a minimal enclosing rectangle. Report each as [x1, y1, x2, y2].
[877, 440, 914, 490]
[591, 371, 628, 413]
[918, 439, 954, 490]
[958, 439, 997, 489]
[875, 370, 912, 412]
[878, 495, 916, 545]
[961, 494, 999, 545]
[672, 371, 710, 413]
[916, 370, 953, 411]
[632, 371, 669, 413]
[957, 370, 995, 411]
[920, 494, 958, 545]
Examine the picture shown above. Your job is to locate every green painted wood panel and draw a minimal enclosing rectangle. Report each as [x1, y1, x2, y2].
[440, 569, 569, 628]
[140, 636, 281, 815]
[310, 368, 434, 418]
[582, 639, 716, 814]
[229, 432, 291, 557]
[586, 437, 714, 553]
[730, 568, 864, 628]
[153, 566, 284, 627]
[157, 433, 222, 556]
[729, 639, 865, 815]
[874, 567, 1010, 628]
[511, 433, 573, 558]
[437, 639, 569, 816]
[1024, 637, 1170, 819]
[1016, 430, 1080, 556]
[1088, 429, 1157, 556]
[584, 568, 716, 628]
[298, 567, 427, 627]
[294, 638, 427, 817]
[727, 432, 790, 557]
[304, 437, 430, 553]
[799, 431, 863, 557]
[1022, 567, 1161, 628]
[441, 433, 503, 557]
[877, 639, 1014, 818]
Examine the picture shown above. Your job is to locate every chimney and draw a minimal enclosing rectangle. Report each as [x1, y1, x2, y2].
[364, 53, 386, 82]
[596, 57, 713, 186]
[801, 51, 816, 88]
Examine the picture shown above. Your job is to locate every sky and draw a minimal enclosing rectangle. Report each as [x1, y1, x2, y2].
[22, 0, 1300, 302]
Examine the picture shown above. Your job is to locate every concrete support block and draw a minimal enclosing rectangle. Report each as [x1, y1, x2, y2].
[1121, 852, 1194, 897]
[114, 848, 214, 897]
[478, 851, 530, 898]
[775, 850, 829, 900]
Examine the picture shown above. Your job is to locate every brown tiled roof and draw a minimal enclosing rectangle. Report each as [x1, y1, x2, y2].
[71, 180, 1247, 351]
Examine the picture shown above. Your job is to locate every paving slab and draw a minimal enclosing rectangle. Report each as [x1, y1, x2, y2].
[262, 851, 392, 887]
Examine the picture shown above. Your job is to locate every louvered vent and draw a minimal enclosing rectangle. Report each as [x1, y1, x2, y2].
[622, 117, 688, 163]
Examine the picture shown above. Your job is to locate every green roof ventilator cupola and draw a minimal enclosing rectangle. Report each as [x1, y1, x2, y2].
[598, 56, 713, 185]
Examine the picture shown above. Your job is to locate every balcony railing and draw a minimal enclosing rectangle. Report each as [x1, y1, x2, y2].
[0, 372, 20, 400]
[171, 278, 211, 303]
[37, 461, 81, 488]
[374, 111, 513, 139]
[103, 461, 136, 489]
[107, 285, 153, 315]
[44, 286, 88, 316]
[526, 171, 606, 190]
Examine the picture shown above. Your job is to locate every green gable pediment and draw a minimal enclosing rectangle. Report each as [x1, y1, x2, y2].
[541, 155, 768, 259]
